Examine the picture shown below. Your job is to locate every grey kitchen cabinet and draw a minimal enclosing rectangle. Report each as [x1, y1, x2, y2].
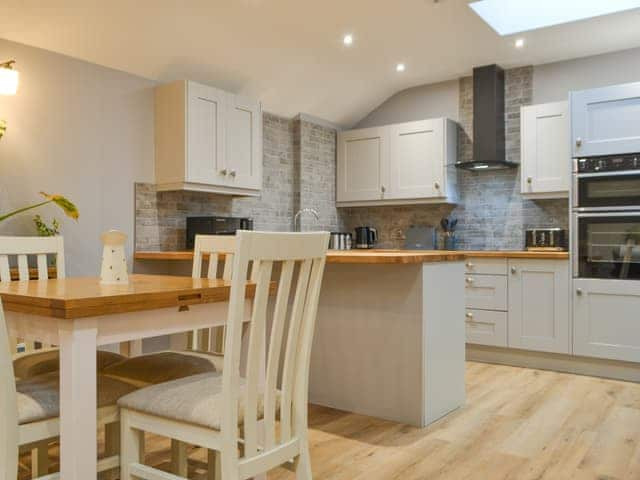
[155, 80, 262, 195]
[573, 279, 640, 363]
[465, 257, 570, 355]
[520, 101, 570, 198]
[570, 82, 640, 157]
[336, 118, 458, 207]
[508, 259, 570, 354]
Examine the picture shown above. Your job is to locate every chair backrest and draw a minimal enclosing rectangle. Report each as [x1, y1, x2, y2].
[190, 235, 237, 352]
[191, 234, 237, 281]
[0, 236, 65, 354]
[0, 299, 19, 479]
[220, 231, 329, 475]
[0, 236, 65, 283]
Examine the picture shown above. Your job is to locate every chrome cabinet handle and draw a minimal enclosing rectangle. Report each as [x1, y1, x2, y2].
[229, 170, 237, 177]
[381, 185, 386, 193]
[220, 168, 228, 175]
[465, 312, 474, 319]
[434, 181, 440, 189]
[465, 262, 474, 269]
[576, 137, 582, 147]
[511, 267, 517, 274]
[465, 277, 474, 284]
[527, 176, 532, 184]
[576, 288, 583, 296]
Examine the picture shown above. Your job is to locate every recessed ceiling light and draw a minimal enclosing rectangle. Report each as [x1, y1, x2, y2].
[343, 34, 353, 46]
[396, 63, 406, 72]
[469, 0, 640, 35]
[515, 38, 525, 48]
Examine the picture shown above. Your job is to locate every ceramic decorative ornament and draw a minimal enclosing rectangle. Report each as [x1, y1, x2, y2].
[100, 230, 129, 284]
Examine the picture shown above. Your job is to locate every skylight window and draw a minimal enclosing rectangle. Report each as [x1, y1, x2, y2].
[469, 0, 640, 35]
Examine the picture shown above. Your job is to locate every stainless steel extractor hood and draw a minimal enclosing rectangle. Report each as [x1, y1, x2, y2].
[456, 64, 519, 171]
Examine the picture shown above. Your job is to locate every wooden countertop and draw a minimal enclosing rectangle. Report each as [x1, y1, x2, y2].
[0, 274, 267, 319]
[135, 249, 568, 264]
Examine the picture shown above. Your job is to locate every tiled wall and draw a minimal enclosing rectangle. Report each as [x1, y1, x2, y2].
[296, 120, 340, 232]
[342, 66, 569, 250]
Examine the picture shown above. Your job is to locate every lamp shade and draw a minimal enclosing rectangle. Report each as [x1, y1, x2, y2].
[0, 67, 19, 95]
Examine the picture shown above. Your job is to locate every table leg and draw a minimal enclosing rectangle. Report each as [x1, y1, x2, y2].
[59, 319, 98, 480]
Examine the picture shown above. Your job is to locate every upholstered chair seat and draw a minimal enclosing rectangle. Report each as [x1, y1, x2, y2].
[100, 351, 224, 387]
[13, 349, 126, 380]
[118, 372, 278, 430]
[16, 371, 139, 425]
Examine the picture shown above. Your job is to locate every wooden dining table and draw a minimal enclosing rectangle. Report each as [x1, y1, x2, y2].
[0, 274, 262, 480]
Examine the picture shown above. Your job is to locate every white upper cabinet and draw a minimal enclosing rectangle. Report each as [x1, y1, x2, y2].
[155, 80, 262, 195]
[389, 119, 444, 200]
[185, 82, 226, 186]
[571, 82, 640, 157]
[337, 118, 457, 207]
[225, 94, 262, 191]
[520, 101, 570, 198]
[337, 127, 388, 203]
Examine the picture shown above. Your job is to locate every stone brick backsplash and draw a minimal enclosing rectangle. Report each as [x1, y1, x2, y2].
[342, 66, 569, 250]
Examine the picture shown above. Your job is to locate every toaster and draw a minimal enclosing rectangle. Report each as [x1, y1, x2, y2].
[525, 228, 567, 251]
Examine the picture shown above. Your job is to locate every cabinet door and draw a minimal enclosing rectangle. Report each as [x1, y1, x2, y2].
[508, 260, 569, 354]
[337, 127, 388, 202]
[574, 279, 640, 363]
[186, 82, 226, 185]
[521, 102, 570, 196]
[388, 119, 444, 199]
[571, 82, 640, 157]
[226, 94, 262, 190]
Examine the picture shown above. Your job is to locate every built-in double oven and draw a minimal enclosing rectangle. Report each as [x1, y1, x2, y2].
[572, 154, 640, 280]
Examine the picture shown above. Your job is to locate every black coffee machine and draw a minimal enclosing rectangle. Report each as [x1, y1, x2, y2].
[355, 226, 377, 249]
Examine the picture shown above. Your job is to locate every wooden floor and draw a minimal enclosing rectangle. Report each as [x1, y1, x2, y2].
[20, 361, 640, 479]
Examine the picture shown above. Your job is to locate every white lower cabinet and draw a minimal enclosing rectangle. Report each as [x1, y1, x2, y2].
[465, 257, 570, 355]
[573, 279, 640, 363]
[508, 260, 570, 354]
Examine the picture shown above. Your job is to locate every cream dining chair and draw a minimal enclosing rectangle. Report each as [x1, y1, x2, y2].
[102, 234, 237, 475]
[118, 230, 329, 480]
[0, 295, 141, 479]
[0, 235, 128, 478]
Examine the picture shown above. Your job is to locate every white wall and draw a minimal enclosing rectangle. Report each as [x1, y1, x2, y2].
[354, 46, 640, 129]
[0, 39, 155, 275]
[355, 79, 459, 128]
[533, 46, 640, 104]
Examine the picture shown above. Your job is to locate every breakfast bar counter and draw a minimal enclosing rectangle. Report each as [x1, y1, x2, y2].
[135, 248, 468, 427]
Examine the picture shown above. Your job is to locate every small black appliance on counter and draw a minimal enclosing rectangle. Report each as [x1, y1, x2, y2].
[186, 216, 253, 249]
[354, 226, 377, 249]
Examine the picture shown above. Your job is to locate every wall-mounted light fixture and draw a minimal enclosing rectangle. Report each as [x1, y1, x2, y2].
[0, 59, 18, 140]
[0, 60, 19, 95]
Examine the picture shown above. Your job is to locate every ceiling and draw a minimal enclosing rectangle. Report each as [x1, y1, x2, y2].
[1, 0, 640, 128]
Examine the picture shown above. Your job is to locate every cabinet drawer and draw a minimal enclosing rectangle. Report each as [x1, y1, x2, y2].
[464, 258, 507, 276]
[465, 309, 507, 347]
[465, 274, 507, 311]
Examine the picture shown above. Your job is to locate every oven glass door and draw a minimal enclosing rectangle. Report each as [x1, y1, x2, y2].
[577, 173, 640, 209]
[576, 213, 640, 279]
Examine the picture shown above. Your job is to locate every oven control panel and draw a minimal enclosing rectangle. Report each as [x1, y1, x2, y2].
[577, 154, 640, 173]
